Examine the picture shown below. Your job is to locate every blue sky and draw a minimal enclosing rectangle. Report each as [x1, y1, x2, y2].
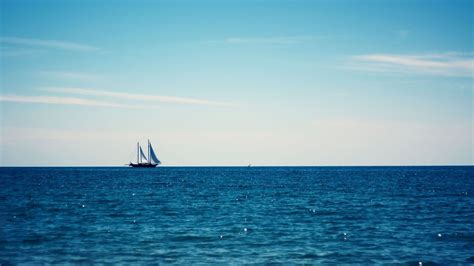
[0, 0, 472, 166]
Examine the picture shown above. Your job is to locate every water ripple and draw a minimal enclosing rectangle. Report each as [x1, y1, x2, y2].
[0, 166, 473, 264]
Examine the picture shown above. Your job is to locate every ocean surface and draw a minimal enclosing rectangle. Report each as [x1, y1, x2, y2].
[1, 166, 473, 264]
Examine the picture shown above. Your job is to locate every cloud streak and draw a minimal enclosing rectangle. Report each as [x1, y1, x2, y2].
[39, 71, 100, 81]
[206, 35, 320, 45]
[351, 52, 474, 77]
[0, 95, 153, 109]
[0, 36, 99, 52]
[0, 46, 47, 57]
[42, 87, 238, 107]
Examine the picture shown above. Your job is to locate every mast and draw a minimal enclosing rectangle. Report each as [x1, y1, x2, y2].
[148, 139, 151, 164]
[137, 142, 139, 164]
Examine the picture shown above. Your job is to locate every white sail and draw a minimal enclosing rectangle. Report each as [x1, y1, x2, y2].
[149, 143, 161, 165]
[139, 146, 148, 163]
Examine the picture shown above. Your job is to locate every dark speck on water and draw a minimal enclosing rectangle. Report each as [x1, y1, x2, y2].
[1, 166, 473, 264]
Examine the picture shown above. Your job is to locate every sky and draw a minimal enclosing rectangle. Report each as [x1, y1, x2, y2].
[0, 0, 472, 166]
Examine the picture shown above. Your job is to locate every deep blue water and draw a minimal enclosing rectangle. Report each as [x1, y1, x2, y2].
[1, 166, 473, 264]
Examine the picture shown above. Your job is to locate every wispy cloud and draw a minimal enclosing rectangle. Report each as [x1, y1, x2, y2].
[394, 29, 409, 38]
[206, 35, 320, 45]
[0, 46, 47, 57]
[350, 52, 474, 77]
[41, 87, 238, 107]
[0, 94, 152, 109]
[39, 71, 100, 81]
[0, 36, 99, 52]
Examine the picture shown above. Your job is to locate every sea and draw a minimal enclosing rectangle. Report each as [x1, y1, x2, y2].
[1, 166, 473, 264]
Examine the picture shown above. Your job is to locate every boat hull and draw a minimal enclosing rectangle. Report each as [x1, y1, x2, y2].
[129, 163, 158, 168]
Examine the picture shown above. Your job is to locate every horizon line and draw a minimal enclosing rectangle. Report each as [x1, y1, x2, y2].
[1, 164, 472, 168]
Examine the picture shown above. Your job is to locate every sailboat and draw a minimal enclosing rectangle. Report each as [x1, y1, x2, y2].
[129, 140, 161, 168]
